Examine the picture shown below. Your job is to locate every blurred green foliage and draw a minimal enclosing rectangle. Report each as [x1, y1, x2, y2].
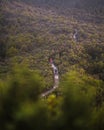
[0, 67, 104, 130]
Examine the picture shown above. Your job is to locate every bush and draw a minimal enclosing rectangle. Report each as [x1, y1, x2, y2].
[0, 68, 104, 130]
[0, 65, 46, 130]
[60, 70, 103, 130]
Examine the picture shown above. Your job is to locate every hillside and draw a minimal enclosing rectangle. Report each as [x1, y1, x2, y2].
[19, 0, 104, 8]
[0, 0, 104, 83]
[19, 0, 104, 13]
[1, 1, 104, 130]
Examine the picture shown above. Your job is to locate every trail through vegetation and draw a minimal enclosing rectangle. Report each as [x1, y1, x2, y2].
[0, 0, 104, 130]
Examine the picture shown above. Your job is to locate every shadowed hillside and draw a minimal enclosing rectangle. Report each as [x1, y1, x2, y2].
[19, 0, 104, 13]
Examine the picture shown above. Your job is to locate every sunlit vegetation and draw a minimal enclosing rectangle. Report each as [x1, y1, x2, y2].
[0, 67, 104, 130]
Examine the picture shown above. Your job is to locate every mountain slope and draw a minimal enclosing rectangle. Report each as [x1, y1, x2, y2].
[0, 0, 104, 81]
[19, 0, 104, 12]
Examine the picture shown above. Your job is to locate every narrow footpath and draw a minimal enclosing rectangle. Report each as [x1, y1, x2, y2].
[41, 58, 59, 97]
[41, 30, 78, 97]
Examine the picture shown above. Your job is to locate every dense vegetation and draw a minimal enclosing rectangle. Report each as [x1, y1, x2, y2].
[0, 66, 104, 130]
[0, 0, 104, 129]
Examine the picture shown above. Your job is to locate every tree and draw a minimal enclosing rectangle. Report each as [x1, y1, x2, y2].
[60, 70, 98, 130]
[0, 65, 47, 130]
